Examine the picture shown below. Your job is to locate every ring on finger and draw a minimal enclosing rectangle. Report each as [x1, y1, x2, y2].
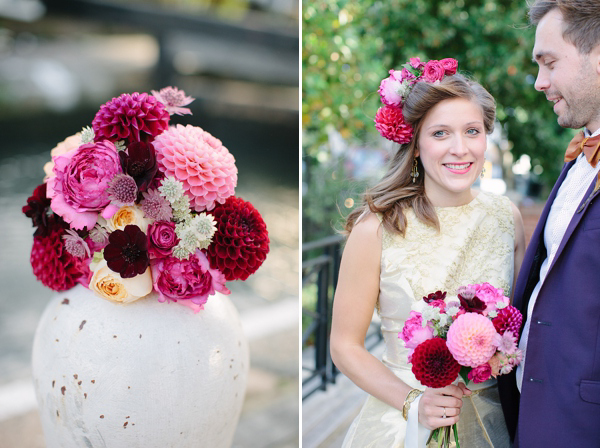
[442, 407, 447, 419]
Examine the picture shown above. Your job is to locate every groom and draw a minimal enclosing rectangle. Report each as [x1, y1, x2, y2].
[498, 0, 600, 445]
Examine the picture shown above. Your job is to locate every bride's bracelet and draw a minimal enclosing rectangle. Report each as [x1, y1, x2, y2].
[402, 389, 423, 421]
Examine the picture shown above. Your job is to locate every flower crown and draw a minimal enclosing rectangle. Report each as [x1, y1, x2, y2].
[374, 57, 458, 144]
[23, 87, 269, 312]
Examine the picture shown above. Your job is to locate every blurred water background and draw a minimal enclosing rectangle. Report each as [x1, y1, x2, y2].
[0, 0, 299, 446]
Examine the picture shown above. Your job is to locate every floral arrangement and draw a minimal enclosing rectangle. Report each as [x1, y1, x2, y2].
[399, 283, 523, 447]
[375, 57, 458, 144]
[23, 87, 269, 312]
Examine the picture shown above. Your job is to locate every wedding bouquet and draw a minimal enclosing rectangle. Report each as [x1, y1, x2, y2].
[399, 283, 523, 447]
[22, 87, 269, 312]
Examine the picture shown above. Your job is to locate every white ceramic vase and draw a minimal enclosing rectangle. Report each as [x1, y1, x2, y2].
[31, 284, 249, 448]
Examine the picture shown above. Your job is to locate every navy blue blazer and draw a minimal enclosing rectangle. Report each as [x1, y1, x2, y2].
[498, 159, 600, 446]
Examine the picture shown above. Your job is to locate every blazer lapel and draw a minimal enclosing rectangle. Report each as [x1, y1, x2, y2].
[546, 173, 599, 274]
[513, 161, 573, 314]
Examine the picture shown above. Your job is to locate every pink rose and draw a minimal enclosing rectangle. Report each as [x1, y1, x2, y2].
[467, 363, 492, 383]
[151, 250, 230, 308]
[147, 221, 179, 258]
[399, 311, 434, 351]
[473, 282, 508, 314]
[378, 71, 405, 107]
[422, 60, 445, 82]
[47, 141, 122, 230]
[409, 57, 425, 70]
[439, 58, 458, 75]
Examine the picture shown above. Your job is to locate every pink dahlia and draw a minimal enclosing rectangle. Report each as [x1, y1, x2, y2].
[492, 305, 523, 336]
[153, 124, 237, 212]
[92, 92, 170, 143]
[207, 196, 269, 281]
[30, 223, 90, 291]
[446, 313, 497, 368]
[374, 105, 413, 144]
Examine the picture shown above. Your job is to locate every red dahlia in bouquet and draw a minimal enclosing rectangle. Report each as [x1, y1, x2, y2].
[399, 283, 523, 447]
[23, 87, 269, 312]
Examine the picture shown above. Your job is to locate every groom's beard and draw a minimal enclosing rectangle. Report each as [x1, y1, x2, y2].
[551, 64, 600, 130]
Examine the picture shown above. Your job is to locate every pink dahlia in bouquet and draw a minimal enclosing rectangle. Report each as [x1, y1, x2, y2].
[398, 283, 523, 447]
[23, 86, 269, 311]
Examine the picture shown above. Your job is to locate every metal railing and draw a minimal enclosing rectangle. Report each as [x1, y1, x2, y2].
[302, 234, 382, 400]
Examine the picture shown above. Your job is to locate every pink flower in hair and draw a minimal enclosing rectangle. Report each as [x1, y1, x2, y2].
[440, 58, 458, 75]
[409, 57, 425, 70]
[374, 105, 413, 144]
[422, 60, 446, 82]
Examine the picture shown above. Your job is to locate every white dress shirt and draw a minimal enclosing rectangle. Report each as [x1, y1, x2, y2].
[516, 127, 600, 391]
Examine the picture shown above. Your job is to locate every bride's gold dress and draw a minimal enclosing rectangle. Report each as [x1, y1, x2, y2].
[342, 191, 514, 448]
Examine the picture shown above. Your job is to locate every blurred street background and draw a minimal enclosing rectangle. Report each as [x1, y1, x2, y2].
[0, 0, 299, 446]
[301, 1, 564, 445]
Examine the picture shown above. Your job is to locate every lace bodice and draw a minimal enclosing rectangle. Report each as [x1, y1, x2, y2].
[377, 191, 515, 387]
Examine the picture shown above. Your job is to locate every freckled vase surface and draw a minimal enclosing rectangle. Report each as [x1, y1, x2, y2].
[32, 284, 249, 448]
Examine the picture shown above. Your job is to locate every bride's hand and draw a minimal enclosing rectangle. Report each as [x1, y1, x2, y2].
[417, 384, 465, 430]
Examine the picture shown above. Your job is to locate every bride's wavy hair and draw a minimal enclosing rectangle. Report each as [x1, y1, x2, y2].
[345, 73, 496, 236]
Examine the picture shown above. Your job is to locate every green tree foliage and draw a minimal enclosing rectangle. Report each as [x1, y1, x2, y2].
[303, 0, 573, 241]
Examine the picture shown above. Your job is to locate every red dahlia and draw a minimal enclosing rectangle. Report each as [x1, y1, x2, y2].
[30, 223, 90, 291]
[207, 196, 269, 281]
[374, 105, 414, 144]
[92, 92, 170, 143]
[492, 305, 523, 336]
[411, 337, 461, 388]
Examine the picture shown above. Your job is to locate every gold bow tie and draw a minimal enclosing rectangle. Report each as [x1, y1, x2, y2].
[564, 131, 600, 167]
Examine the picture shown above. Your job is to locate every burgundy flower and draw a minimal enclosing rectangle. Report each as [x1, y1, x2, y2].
[492, 305, 523, 336]
[23, 183, 53, 237]
[103, 224, 149, 278]
[411, 337, 461, 388]
[458, 291, 487, 314]
[424, 291, 446, 303]
[30, 222, 90, 291]
[92, 92, 170, 143]
[207, 196, 269, 281]
[119, 141, 159, 192]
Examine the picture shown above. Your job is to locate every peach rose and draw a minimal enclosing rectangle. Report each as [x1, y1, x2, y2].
[106, 205, 151, 233]
[89, 259, 153, 303]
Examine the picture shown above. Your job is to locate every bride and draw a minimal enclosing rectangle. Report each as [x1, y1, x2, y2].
[330, 58, 525, 447]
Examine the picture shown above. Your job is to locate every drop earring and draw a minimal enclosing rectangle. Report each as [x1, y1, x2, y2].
[411, 158, 419, 183]
[480, 160, 486, 179]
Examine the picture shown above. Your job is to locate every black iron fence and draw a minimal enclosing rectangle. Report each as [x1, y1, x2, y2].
[302, 234, 382, 400]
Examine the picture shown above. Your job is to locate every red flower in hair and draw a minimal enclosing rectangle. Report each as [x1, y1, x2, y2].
[207, 196, 269, 281]
[374, 105, 413, 144]
[411, 337, 461, 388]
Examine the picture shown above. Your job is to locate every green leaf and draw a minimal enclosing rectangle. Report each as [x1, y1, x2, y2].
[459, 366, 471, 384]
